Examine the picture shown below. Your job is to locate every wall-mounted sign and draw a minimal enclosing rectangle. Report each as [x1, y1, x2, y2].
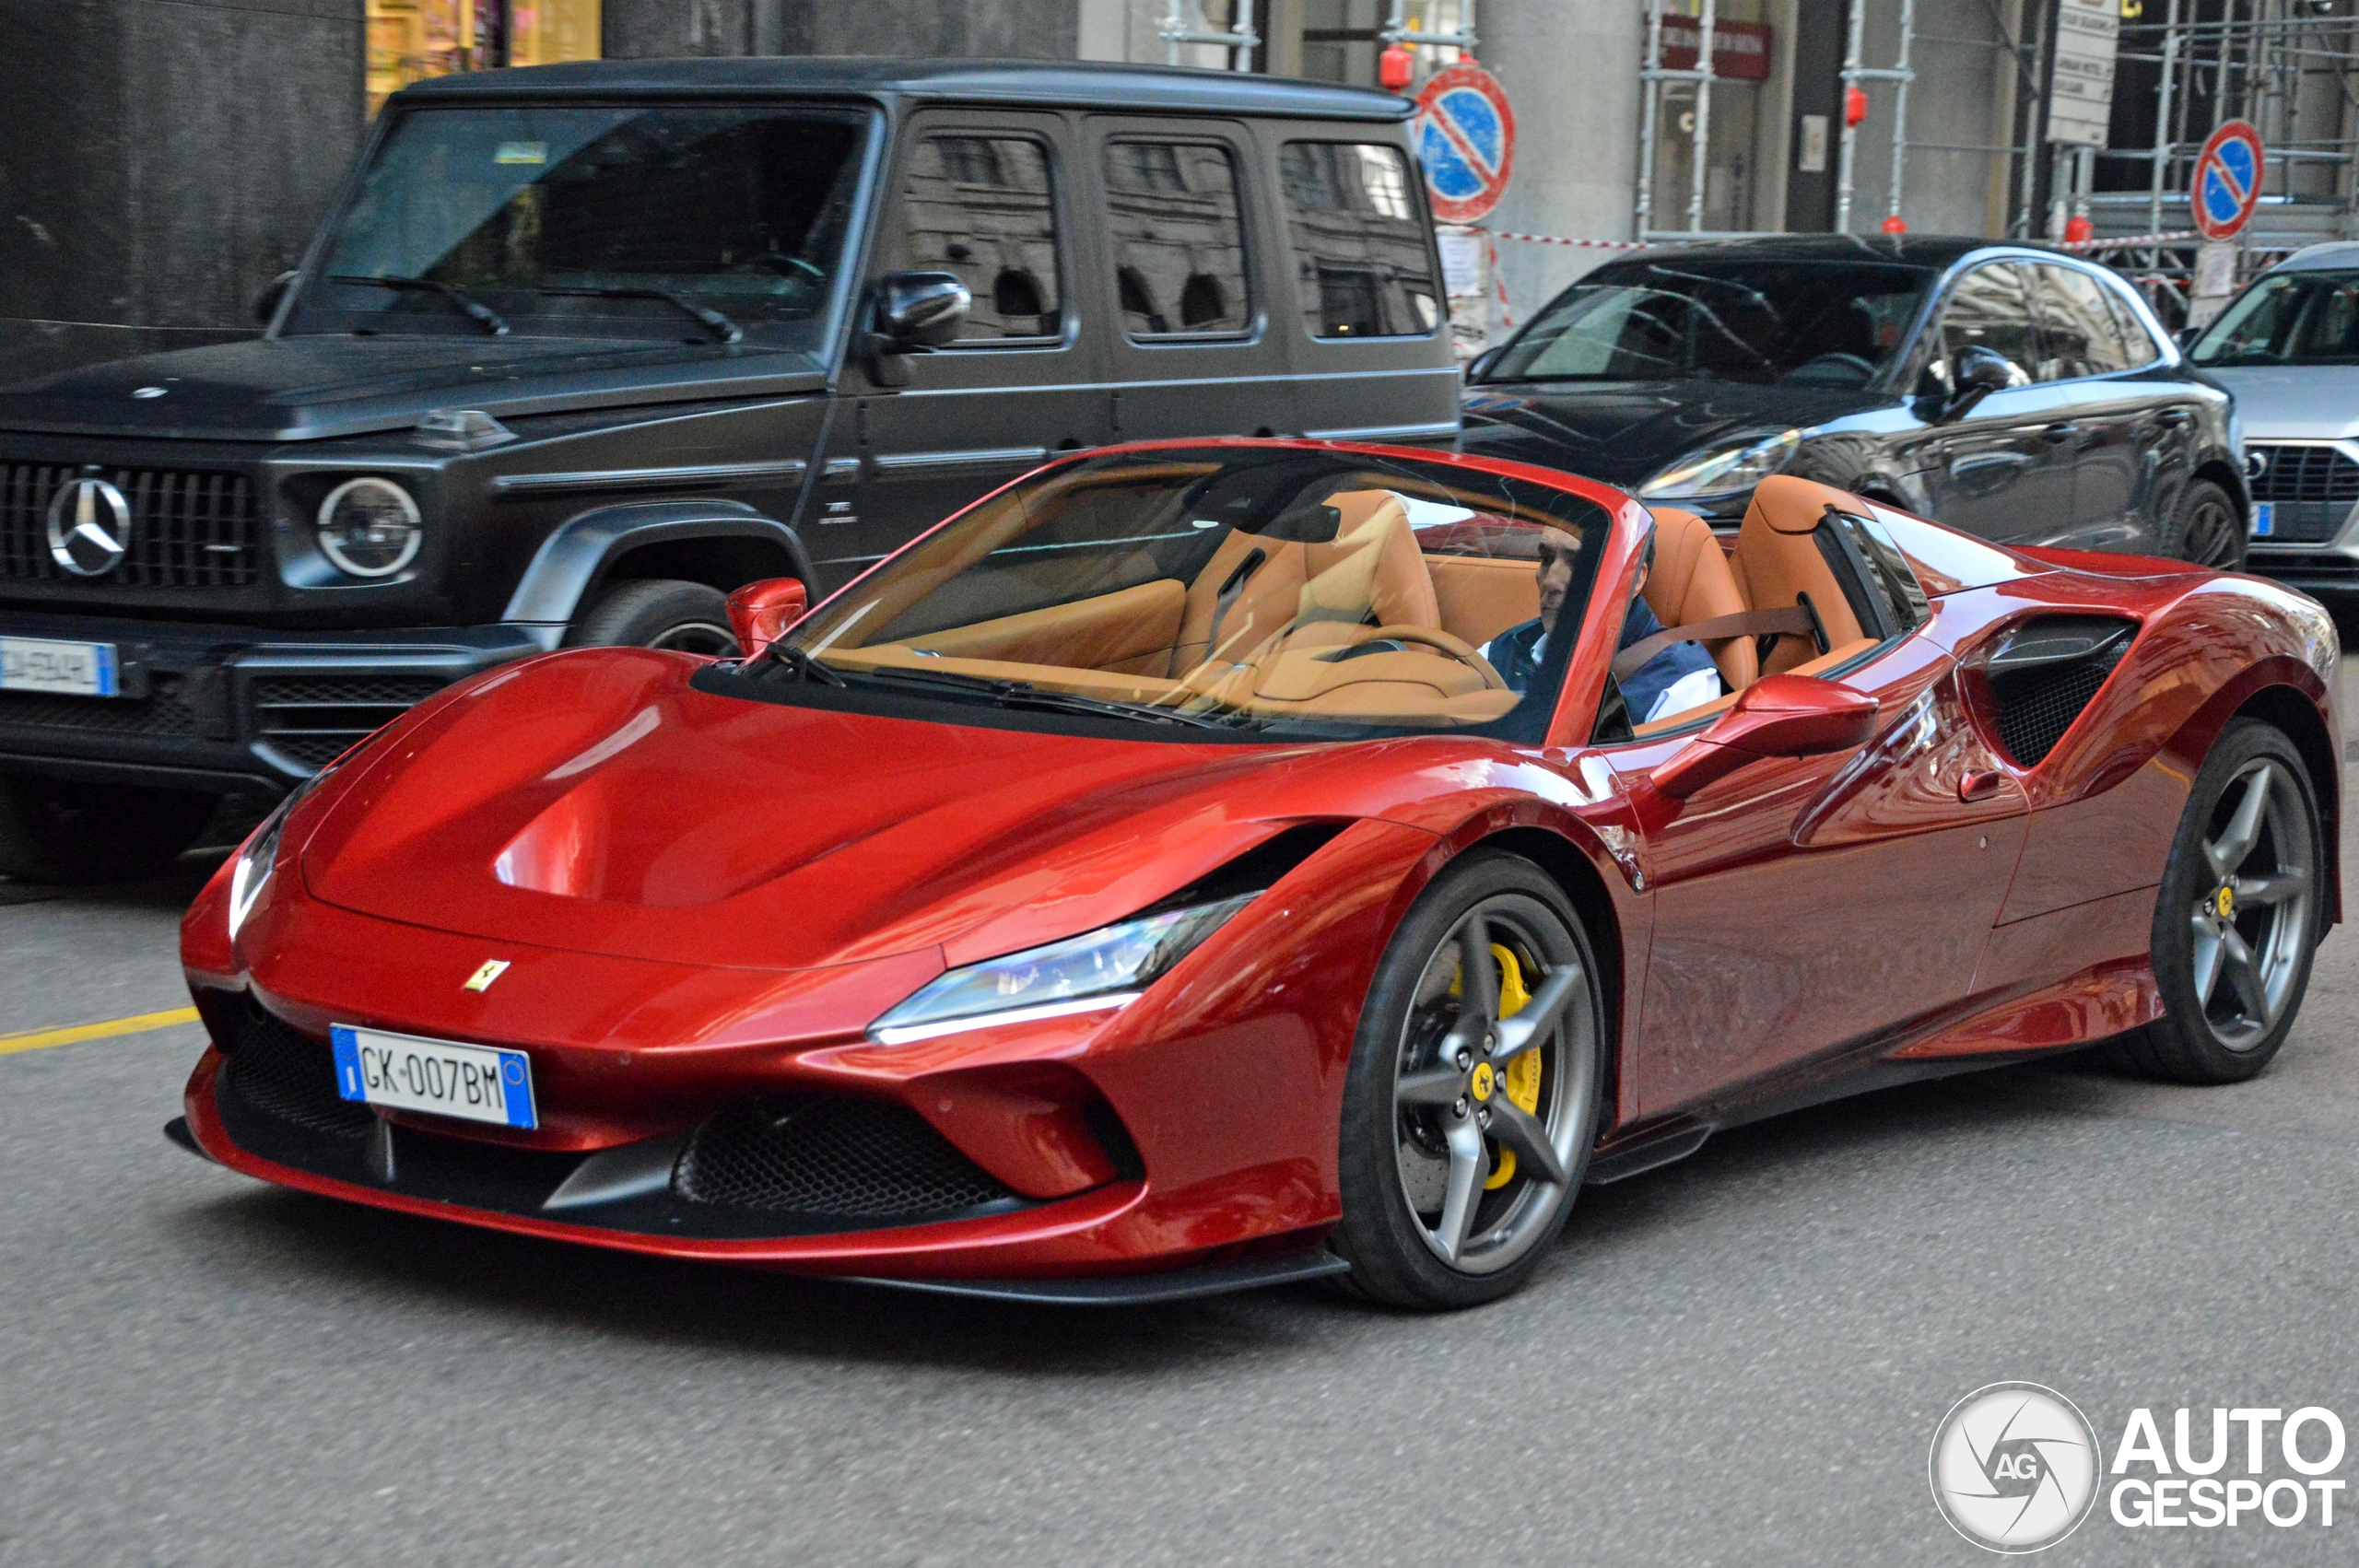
[2048, 0, 2120, 147]
[1656, 18, 1772, 83]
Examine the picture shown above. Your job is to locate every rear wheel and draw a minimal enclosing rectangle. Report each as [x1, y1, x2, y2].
[1332, 851, 1605, 1309]
[0, 774, 217, 883]
[2165, 479, 2247, 572]
[2114, 719, 2321, 1083]
[565, 579, 739, 656]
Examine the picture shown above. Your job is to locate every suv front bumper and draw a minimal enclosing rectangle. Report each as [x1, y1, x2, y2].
[0, 609, 549, 798]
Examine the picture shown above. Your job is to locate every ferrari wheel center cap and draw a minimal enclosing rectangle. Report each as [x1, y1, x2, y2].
[2213, 884, 2236, 919]
[1469, 1061, 1496, 1102]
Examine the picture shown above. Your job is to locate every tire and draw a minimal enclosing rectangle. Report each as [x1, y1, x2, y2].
[0, 774, 217, 883]
[564, 579, 739, 656]
[2112, 718, 2323, 1083]
[1332, 850, 1607, 1310]
[2163, 478, 2247, 572]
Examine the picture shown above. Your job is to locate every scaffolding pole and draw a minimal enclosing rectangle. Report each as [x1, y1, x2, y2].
[1162, 0, 1259, 72]
[1836, 0, 1917, 234]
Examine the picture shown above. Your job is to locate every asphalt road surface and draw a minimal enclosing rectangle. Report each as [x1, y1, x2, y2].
[6, 666, 2358, 1567]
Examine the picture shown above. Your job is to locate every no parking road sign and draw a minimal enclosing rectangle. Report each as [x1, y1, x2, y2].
[1414, 63, 1516, 224]
[2191, 120, 2264, 241]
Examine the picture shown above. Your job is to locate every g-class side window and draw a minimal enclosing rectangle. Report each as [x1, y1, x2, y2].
[1278, 142, 1439, 340]
[1102, 139, 1252, 339]
[901, 135, 1063, 341]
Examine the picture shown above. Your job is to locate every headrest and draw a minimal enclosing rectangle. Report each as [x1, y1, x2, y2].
[1745, 474, 1871, 535]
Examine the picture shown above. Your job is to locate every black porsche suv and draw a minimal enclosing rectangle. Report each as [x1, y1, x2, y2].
[0, 58, 1455, 880]
[1458, 234, 2248, 566]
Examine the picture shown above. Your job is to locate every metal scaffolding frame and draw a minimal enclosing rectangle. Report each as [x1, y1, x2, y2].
[1163, 0, 1260, 71]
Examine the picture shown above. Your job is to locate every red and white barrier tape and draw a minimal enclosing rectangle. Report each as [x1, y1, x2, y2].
[2057, 229, 2201, 252]
[1485, 230, 1654, 251]
[1478, 227, 2203, 254]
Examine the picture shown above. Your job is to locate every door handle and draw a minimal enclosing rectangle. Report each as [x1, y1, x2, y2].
[2040, 423, 2080, 444]
[2154, 408, 2194, 428]
[1958, 768, 2005, 802]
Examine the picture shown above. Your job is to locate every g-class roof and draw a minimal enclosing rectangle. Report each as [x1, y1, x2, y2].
[393, 56, 1416, 123]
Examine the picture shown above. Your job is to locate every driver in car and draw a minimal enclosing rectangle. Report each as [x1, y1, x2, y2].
[1482, 524, 1721, 724]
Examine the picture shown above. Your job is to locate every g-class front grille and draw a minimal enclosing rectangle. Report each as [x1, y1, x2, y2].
[252, 675, 448, 771]
[0, 676, 195, 736]
[0, 463, 261, 587]
[2247, 444, 2359, 544]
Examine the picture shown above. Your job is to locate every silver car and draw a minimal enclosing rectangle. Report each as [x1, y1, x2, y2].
[2189, 240, 2359, 595]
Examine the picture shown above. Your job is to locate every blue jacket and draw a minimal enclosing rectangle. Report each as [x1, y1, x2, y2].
[1483, 598, 1719, 720]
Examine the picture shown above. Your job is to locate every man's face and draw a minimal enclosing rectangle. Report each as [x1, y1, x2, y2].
[1535, 528, 1580, 635]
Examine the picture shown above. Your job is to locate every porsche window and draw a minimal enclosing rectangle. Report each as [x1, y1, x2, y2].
[715, 448, 1609, 742]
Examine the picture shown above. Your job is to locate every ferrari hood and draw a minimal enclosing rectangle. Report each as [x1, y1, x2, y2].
[301, 651, 1359, 972]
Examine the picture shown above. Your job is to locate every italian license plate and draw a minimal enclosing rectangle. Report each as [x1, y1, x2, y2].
[0, 637, 119, 696]
[331, 1024, 537, 1129]
[2252, 501, 2275, 538]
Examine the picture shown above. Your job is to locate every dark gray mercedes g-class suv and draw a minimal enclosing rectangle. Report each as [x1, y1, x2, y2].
[0, 57, 1453, 878]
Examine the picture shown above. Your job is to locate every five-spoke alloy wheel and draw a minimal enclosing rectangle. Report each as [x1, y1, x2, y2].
[2118, 718, 2323, 1082]
[1334, 851, 1604, 1308]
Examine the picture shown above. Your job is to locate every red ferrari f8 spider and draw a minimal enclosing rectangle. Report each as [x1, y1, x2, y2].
[172, 442, 2341, 1309]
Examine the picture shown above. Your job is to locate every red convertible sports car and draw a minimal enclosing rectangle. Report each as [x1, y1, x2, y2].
[170, 441, 2340, 1309]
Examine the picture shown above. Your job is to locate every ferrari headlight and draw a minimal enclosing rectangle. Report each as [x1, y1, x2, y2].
[869, 894, 1259, 1045]
[227, 762, 341, 940]
[1638, 428, 1802, 499]
[316, 476, 422, 578]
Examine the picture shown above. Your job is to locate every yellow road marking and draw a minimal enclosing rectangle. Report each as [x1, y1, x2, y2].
[0, 1005, 201, 1057]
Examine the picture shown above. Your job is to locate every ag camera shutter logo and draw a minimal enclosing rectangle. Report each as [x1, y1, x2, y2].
[1929, 1383, 2103, 1552]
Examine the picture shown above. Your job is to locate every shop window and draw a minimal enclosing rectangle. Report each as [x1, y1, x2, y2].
[1279, 143, 1438, 339]
[366, 1, 601, 117]
[1103, 139, 1250, 339]
[902, 135, 1062, 342]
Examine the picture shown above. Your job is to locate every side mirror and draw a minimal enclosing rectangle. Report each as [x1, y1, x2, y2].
[874, 271, 971, 350]
[724, 577, 808, 658]
[1465, 345, 1503, 382]
[1940, 345, 2017, 420]
[1649, 674, 1880, 800]
[252, 270, 299, 327]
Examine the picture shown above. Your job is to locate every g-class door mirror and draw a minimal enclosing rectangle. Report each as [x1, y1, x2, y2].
[724, 578, 808, 657]
[252, 270, 299, 326]
[874, 272, 971, 350]
[1941, 345, 2018, 420]
[1649, 674, 1881, 800]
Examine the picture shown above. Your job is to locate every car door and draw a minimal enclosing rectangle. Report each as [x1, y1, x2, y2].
[1899, 261, 2079, 545]
[817, 112, 1109, 586]
[1610, 520, 2031, 1115]
[2028, 260, 2156, 550]
[1081, 117, 1297, 446]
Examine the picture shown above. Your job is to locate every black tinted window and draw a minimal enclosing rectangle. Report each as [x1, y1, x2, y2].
[1929, 263, 2038, 389]
[1104, 140, 1251, 337]
[2033, 263, 2135, 379]
[1487, 259, 1932, 386]
[1279, 142, 1439, 339]
[902, 135, 1062, 341]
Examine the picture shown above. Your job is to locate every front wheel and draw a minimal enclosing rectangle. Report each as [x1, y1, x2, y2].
[564, 579, 740, 656]
[2165, 479, 2248, 572]
[1332, 851, 1605, 1309]
[2114, 719, 2322, 1083]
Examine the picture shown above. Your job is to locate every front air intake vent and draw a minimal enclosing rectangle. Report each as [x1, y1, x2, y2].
[220, 1003, 375, 1140]
[1984, 616, 2135, 767]
[673, 1097, 1019, 1221]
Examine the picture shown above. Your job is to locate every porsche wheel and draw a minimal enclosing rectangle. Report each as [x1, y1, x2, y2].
[2116, 719, 2322, 1083]
[2165, 479, 2247, 572]
[1333, 851, 1604, 1309]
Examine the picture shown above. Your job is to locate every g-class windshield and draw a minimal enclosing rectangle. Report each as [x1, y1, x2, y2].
[710, 447, 1610, 743]
[1483, 259, 1936, 388]
[289, 105, 869, 347]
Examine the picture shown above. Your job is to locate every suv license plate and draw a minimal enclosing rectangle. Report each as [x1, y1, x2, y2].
[0, 637, 119, 696]
[2252, 501, 2275, 538]
[331, 1024, 538, 1129]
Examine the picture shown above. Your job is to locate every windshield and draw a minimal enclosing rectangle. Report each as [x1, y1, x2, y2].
[2191, 269, 2359, 367]
[289, 105, 869, 345]
[713, 447, 1610, 743]
[1485, 259, 1935, 388]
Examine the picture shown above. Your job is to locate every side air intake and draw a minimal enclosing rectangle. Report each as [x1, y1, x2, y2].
[1984, 616, 2136, 767]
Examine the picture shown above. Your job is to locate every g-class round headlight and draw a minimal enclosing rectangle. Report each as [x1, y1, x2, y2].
[315, 477, 422, 578]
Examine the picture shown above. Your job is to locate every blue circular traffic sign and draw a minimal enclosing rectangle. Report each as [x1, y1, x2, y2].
[2192, 120, 2264, 240]
[1414, 63, 1516, 224]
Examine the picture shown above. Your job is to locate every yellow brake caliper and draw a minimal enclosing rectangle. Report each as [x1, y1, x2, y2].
[1451, 943, 1543, 1189]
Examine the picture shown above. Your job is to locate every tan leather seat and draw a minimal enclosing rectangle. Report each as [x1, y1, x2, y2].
[1642, 507, 1757, 690]
[1731, 476, 1869, 675]
[1171, 489, 1442, 673]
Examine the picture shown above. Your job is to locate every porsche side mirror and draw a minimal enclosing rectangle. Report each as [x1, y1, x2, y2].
[1464, 345, 1503, 382]
[724, 577, 807, 658]
[1939, 345, 2016, 421]
[1650, 674, 1880, 800]
[874, 271, 971, 350]
[252, 269, 299, 326]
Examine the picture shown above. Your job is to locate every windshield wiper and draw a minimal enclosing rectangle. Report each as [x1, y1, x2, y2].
[854, 665, 1236, 729]
[534, 286, 742, 344]
[329, 275, 510, 335]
